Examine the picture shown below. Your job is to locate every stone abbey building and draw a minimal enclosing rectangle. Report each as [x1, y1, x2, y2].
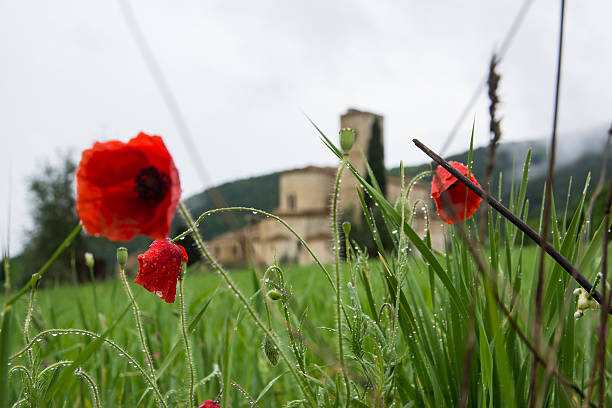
[206, 108, 444, 266]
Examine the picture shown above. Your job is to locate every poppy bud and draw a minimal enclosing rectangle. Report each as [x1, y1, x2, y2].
[268, 289, 282, 301]
[117, 247, 128, 267]
[263, 335, 280, 366]
[342, 221, 351, 236]
[84, 252, 95, 269]
[340, 128, 355, 153]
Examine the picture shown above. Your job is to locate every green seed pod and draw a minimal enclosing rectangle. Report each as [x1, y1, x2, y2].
[116, 247, 128, 267]
[268, 289, 282, 301]
[342, 221, 351, 236]
[340, 128, 355, 153]
[84, 252, 95, 269]
[263, 335, 279, 366]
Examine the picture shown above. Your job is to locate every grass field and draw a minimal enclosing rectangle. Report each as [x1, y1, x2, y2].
[4, 131, 612, 407]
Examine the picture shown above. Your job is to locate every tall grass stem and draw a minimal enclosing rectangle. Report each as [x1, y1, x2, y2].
[178, 278, 195, 407]
[118, 265, 156, 377]
[332, 156, 350, 402]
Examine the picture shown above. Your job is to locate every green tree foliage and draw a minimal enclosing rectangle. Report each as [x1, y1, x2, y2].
[355, 117, 392, 255]
[20, 154, 83, 285]
[365, 117, 386, 199]
[18, 154, 112, 286]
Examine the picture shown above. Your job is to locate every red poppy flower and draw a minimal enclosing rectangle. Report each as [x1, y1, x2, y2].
[135, 239, 188, 303]
[431, 161, 482, 225]
[199, 401, 220, 408]
[76, 132, 181, 242]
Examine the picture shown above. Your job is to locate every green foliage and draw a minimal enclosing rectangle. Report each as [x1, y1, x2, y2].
[365, 117, 386, 199]
[19, 154, 86, 286]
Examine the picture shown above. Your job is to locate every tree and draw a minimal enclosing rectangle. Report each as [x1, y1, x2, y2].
[355, 117, 392, 255]
[19, 154, 110, 286]
[365, 118, 386, 199]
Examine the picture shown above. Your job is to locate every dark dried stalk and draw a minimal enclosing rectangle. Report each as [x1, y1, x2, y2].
[413, 139, 609, 312]
[480, 54, 503, 238]
[584, 168, 612, 407]
[531, 1, 565, 404]
[485, 53, 503, 193]
[597, 126, 612, 407]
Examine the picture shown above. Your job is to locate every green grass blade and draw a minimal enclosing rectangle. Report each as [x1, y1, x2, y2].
[0, 306, 13, 404]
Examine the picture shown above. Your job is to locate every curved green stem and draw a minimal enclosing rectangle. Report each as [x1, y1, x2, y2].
[332, 156, 350, 402]
[7, 223, 82, 306]
[179, 278, 195, 406]
[177, 202, 315, 406]
[24, 280, 39, 367]
[275, 266, 305, 373]
[118, 265, 155, 378]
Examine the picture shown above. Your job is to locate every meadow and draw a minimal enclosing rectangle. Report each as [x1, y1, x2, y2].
[3, 128, 612, 407]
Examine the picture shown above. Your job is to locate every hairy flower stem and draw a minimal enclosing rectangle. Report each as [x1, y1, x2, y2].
[391, 162, 406, 348]
[179, 278, 195, 407]
[332, 156, 350, 403]
[276, 268, 306, 373]
[24, 280, 40, 367]
[118, 265, 155, 378]
[177, 202, 315, 406]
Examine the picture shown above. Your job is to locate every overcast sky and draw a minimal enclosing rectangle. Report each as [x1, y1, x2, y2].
[1, 0, 611, 255]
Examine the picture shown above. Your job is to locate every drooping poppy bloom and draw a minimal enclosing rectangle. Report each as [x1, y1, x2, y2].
[199, 401, 221, 408]
[135, 239, 188, 303]
[76, 132, 181, 242]
[431, 161, 482, 225]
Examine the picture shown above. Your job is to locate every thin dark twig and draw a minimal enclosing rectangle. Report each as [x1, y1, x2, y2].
[484, 54, 502, 193]
[597, 177, 612, 407]
[584, 125, 612, 408]
[412, 138, 610, 313]
[598, 126, 612, 408]
[531, 1, 565, 404]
